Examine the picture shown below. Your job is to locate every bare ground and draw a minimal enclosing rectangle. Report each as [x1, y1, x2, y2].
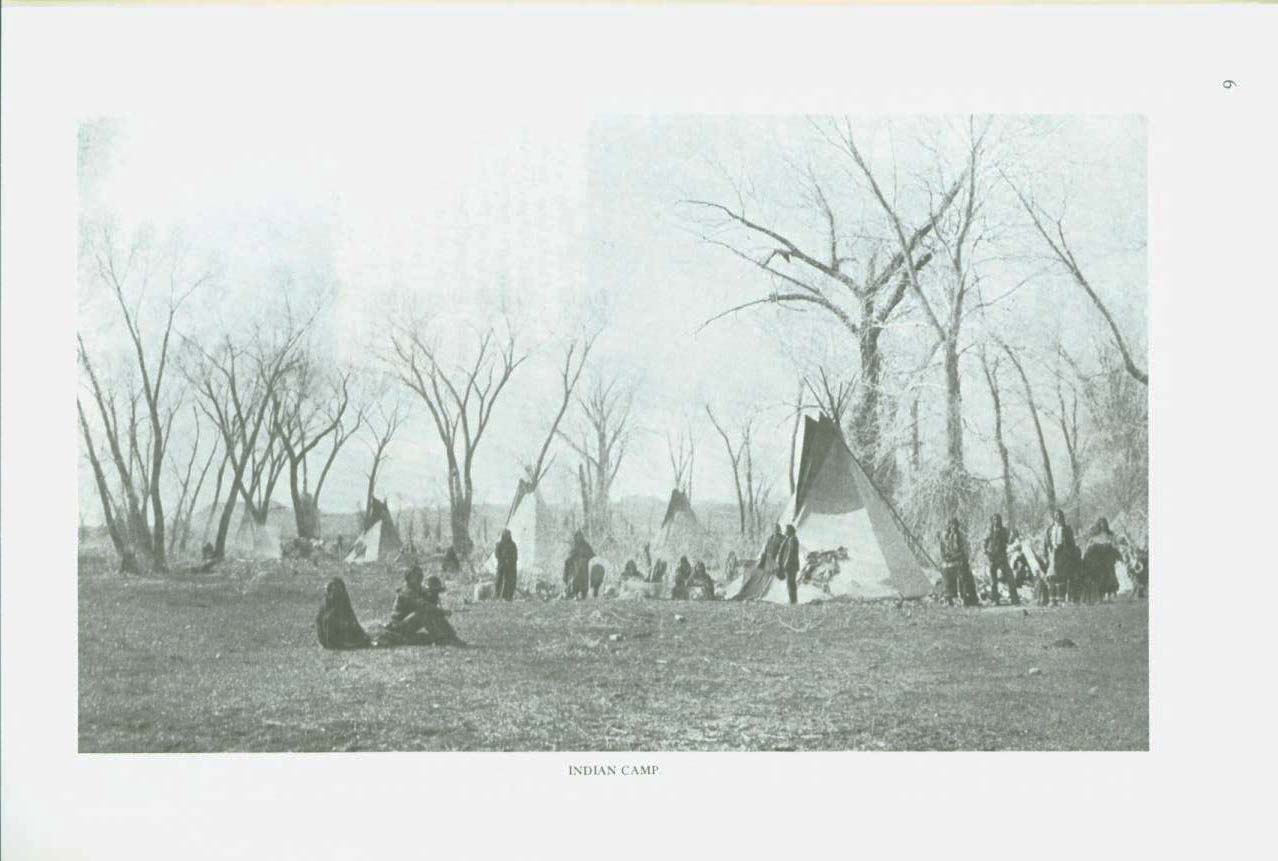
[78, 560, 1148, 752]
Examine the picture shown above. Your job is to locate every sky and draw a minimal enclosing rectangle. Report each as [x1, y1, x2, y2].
[77, 112, 1145, 524]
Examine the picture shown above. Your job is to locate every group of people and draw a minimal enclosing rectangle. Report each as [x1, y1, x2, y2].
[757, 523, 803, 605]
[940, 510, 1148, 608]
[315, 564, 466, 650]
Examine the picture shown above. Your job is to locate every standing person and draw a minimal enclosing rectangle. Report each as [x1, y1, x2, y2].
[779, 524, 801, 606]
[563, 530, 594, 599]
[1084, 518, 1122, 602]
[757, 523, 784, 578]
[940, 519, 979, 607]
[494, 529, 518, 601]
[984, 514, 1018, 605]
[1042, 509, 1078, 606]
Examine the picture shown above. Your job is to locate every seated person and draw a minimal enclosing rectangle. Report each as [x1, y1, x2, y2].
[671, 556, 692, 600]
[316, 577, 371, 650]
[621, 559, 643, 580]
[688, 560, 716, 600]
[376, 566, 465, 647]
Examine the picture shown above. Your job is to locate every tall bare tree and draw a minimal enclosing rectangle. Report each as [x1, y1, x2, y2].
[998, 339, 1057, 513]
[1005, 175, 1148, 386]
[77, 226, 208, 571]
[684, 135, 969, 478]
[504, 335, 595, 525]
[978, 347, 1016, 525]
[274, 360, 365, 538]
[187, 318, 310, 559]
[362, 398, 406, 520]
[559, 373, 633, 540]
[705, 405, 770, 538]
[389, 320, 527, 556]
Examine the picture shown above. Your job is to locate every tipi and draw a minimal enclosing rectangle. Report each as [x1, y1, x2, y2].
[345, 497, 403, 564]
[481, 479, 556, 587]
[653, 488, 717, 566]
[730, 414, 934, 603]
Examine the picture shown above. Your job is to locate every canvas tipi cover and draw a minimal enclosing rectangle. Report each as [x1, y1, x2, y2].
[653, 488, 717, 565]
[482, 480, 556, 585]
[732, 415, 933, 602]
[345, 499, 403, 564]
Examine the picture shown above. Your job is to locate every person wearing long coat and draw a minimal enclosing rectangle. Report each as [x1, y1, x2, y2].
[1084, 518, 1122, 601]
[983, 514, 1018, 605]
[316, 578, 371, 650]
[779, 524, 802, 605]
[1042, 509, 1080, 605]
[494, 529, 518, 601]
[563, 530, 595, 599]
[940, 519, 979, 607]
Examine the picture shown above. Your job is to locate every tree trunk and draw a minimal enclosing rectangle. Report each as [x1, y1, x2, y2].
[980, 355, 1016, 526]
[851, 323, 883, 465]
[943, 337, 964, 473]
[1002, 345, 1057, 513]
[909, 398, 921, 473]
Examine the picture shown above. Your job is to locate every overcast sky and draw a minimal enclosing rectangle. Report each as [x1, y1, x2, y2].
[77, 112, 1145, 522]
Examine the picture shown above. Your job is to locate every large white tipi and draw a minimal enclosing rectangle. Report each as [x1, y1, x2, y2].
[730, 414, 935, 603]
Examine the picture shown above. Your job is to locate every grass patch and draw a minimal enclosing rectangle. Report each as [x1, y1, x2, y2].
[79, 560, 1148, 751]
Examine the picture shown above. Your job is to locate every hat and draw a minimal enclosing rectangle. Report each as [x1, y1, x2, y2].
[425, 575, 446, 593]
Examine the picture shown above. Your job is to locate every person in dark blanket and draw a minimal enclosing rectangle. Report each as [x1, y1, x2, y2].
[376, 567, 465, 647]
[1084, 518, 1123, 602]
[757, 523, 784, 579]
[494, 529, 518, 601]
[562, 530, 595, 599]
[940, 519, 979, 607]
[1042, 509, 1079, 606]
[316, 577, 372, 650]
[983, 514, 1018, 605]
[689, 560, 715, 600]
[589, 562, 605, 598]
[649, 558, 668, 584]
[671, 556, 693, 600]
[622, 559, 643, 580]
[779, 524, 802, 605]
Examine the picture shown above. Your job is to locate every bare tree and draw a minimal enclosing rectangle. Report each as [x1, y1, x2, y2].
[684, 133, 970, 478]
[705, 405, 771, 539]
[978, 347, 1016, 525]
[666, 424, 696, 499]
[77, 226, 208, 571]
[1004, 175, 1148, 386]
[274, 359, 365, 538]
[389, 320, 527, 556]
[362, 398, 406, 520]
[835, 118, 992, 481]
[998, 339, 1057, 513]
[559, 373, 633, 540]
[187, 319, 310, 559]
[501, 335, 596, 529]
[166, 406, 220, 557]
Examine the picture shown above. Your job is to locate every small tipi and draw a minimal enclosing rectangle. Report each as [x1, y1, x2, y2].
[482, 479, 556, 587]
[653, 488, 717, 566]
[345, 497, 403, 564]
[730, 414, 934, 603]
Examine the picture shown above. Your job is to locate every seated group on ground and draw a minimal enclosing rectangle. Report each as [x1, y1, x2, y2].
[315, 564, 466, 651]
[939, 510, 1148, 609]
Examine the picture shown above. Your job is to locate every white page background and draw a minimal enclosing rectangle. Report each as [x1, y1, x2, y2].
[3, 4, 1275, 859]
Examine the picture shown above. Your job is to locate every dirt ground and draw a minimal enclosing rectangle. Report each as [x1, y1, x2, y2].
[78, 559, 1148, 752]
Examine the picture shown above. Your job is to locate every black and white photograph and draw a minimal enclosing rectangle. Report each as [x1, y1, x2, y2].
[73, 112, 1149, 752]
[4, 3, 1277, 859]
